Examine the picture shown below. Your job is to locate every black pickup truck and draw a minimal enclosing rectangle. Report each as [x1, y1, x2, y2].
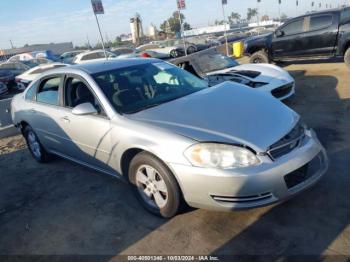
[244, 7, 350, 68]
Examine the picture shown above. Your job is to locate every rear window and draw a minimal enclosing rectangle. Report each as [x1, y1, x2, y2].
[82, 52, 104, 61]
[309, 15, 333, 31]
[30, 65, 66, 75]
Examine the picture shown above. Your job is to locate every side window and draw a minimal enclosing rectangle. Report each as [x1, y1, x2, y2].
[81, 53, 99, 61]
[25, 83, 37, 101]
[309, 15, 333, 31]
[36, 77, 61, 105]
[64, 77, 106, 116]
[341, 9, 350, 23]
[281, 18, 304, 36]
[97, 52, 106, 58]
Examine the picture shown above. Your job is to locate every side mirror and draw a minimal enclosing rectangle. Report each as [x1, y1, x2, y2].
[72, 102, 97, 116]
[275, 30, 285, 37]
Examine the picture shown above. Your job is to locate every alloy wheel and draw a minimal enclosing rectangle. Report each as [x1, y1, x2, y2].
[136, 164, 168, 209]
[27, 131, 41, 159]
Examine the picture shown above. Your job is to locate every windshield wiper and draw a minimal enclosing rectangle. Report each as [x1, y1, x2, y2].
[125, 103, 164, 114]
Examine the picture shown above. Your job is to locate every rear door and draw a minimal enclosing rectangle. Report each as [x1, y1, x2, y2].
[301, 12, 339, 56]
[271, 17, 306, 58]
[29, 74, 69, 152]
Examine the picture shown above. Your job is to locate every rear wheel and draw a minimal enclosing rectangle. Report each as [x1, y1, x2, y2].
[128, 152, 181, 218]
[23, 125, 52, 163]
[250, 50, 270, 64]
[345, 47, 350, 69]
[170, 49, 179, 58]
[187, 46, 196, 54]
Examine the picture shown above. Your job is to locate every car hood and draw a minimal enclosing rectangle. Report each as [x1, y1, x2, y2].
[127, 82, 299, 152]
[207, 63, 292, 83]
[244, 32, 273, 43]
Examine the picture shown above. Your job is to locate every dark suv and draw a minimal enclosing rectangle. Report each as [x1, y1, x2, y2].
[244, 7, 350, 68]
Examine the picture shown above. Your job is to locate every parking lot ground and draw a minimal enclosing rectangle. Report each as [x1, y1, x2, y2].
[0, 62, 349, 257]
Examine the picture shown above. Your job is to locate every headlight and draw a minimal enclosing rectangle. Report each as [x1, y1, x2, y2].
[243, 42, 248, 51]
[184, 143, 260, 169]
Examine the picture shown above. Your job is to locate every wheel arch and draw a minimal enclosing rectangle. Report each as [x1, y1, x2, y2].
[120, 147, 186, 197]
[120, 147, 144, 178]
[343, 40, 350, 55]
[19, 121, 30, 134]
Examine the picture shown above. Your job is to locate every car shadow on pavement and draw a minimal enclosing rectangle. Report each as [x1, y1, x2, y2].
[0, 70, 349, 257]
[0, 117, 168, 255]
[209, 70, 350, 257]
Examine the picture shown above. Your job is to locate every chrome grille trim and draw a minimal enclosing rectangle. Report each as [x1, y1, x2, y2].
[211, 192, 273, 203]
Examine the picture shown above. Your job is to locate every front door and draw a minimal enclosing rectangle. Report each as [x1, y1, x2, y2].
[58, 75, 113, 172]
[272, 17, 306, 59]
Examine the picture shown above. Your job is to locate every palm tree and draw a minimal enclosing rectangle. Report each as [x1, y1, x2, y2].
[247, 8, 258, 23]
[228, 12, 241, 24]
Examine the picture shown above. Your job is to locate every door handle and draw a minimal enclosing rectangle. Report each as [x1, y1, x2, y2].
[61, 116, 70, 123]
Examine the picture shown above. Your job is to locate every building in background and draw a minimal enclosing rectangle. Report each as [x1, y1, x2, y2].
[183, 24, 230, 37]
[130, 13, 144, 45]
[1, 42, 73, 56]
[148, 23, 158, 40]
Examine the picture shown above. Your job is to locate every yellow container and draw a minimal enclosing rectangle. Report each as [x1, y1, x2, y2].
[233, 41, 244, 58]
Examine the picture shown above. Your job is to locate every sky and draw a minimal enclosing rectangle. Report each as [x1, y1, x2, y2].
[0, 0, 349, 49]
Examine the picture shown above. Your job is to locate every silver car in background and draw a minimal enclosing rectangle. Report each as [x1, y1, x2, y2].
[11, 59, 328, 218]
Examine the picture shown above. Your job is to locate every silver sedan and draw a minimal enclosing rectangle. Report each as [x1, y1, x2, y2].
[11, 59, 328, 218]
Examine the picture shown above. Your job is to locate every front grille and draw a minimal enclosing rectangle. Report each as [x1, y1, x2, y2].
[268, 122, 305, 160]
[271, 82, 294, 98]
[284, 153, 325, 189]
[284, 164, 309, 189]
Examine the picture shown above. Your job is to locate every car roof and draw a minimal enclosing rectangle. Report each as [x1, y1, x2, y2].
[48, 58, 160, 75]
[293, 6, 348, 19]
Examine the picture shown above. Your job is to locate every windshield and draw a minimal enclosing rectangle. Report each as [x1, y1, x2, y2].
[22, 60, 39, 68]
[197, 53, 239, 73]
[92, 62, 208, 114]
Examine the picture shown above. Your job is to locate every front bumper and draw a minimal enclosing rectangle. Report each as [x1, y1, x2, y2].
[168, 129, 328, 211]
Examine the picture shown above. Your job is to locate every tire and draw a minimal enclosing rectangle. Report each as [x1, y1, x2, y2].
[23, 125, 52, 163]
[345, 47, 350, 69]
[250, 50, 270, 64]
[170, 49, 179, 58]
[128, 152, 181, 218]
[187, 46, 196, 54]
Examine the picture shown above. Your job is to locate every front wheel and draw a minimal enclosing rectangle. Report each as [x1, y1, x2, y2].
[344, 47, 350, 69]
[128, 152, 182, 218]
[250, 50, 270, 64]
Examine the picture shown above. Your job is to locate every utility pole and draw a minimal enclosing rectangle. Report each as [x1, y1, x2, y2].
[176, 0, 188, 56]
[221, 0, 229, 56]
[257, 0, 261, 28]
[86, 35, 91, 49]
[278, 0, 281, 20]
[94, 13, 107, 58]
[91, 0, 107, 59]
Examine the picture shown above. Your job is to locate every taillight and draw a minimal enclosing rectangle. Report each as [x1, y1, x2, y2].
[141, 52, 151, 58]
